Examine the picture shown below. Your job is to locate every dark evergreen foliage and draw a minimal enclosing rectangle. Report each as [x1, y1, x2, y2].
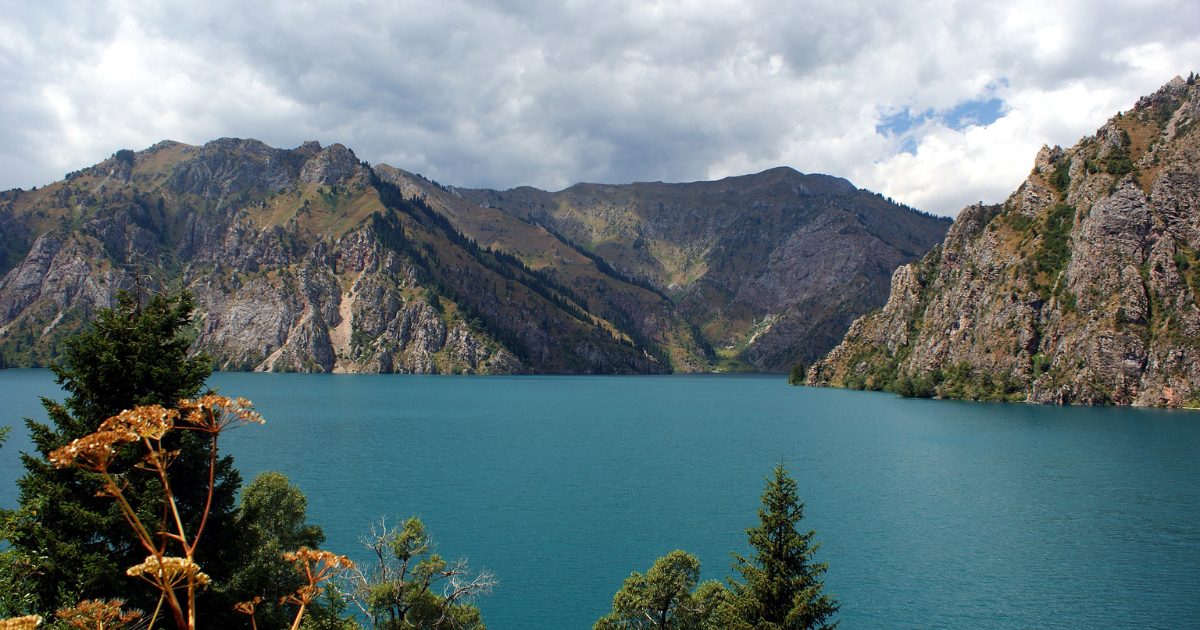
[8, 290, 245, 623]
[1049, 159, 1071, 196]
[787, 363, 807, 386]
[729, 464, 838, 630]
[893, 370, 943, 398]
[869, 191, 953, 222]
[226, 471, 327, 630]
[690, 323, 715, 360]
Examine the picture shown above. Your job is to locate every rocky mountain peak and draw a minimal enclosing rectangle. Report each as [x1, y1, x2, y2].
[300, 144, 363, 185]
[166, 138, 296, 199]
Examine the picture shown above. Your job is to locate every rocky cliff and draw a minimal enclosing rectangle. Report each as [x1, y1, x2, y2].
[809, 76, 1200, 407]
[0, 140, 664, 374]
[0, 137, 949, 374]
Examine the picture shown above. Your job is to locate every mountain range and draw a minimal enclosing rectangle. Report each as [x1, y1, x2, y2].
[0, 139, 949, 374]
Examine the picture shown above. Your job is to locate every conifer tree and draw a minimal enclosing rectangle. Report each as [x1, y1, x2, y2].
[788, 363, 807, 386]
[729, 464, 838, 630]
[7, 290, 243, 620]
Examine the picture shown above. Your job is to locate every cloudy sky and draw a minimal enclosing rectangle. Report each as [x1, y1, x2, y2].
[2, 1, 1198, 216]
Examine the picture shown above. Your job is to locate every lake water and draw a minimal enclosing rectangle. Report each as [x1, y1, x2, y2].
[2, 369, 1199, 629]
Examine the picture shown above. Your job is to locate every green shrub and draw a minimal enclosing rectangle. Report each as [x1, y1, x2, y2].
[1050, 159, 1071, 195]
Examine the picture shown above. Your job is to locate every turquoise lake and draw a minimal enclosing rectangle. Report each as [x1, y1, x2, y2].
[2, 369, 1199, 629]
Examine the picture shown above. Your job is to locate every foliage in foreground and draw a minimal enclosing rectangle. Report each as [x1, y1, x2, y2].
[729, 464, 838, 629]
[1, 289, 840, 630]
[0, 290, 494, 630]
[342, 517, 496, 630]
[595, 464, 838, 630]
[3, 291, 248, 622]
[594, 550, 730, 630]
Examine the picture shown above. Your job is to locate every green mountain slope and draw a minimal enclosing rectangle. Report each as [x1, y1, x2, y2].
[460, 168, 950, 369]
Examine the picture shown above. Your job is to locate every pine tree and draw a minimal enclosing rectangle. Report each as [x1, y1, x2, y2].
[8, 290, 244, 621]
[729, 464, 838, 630]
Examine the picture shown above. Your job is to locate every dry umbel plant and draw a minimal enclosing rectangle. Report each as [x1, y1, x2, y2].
[55, 599, 143, 630]
[233, 597, 264, 630]
[47, 396, 262, 630]
[281, 548, 354, 630]
[0, 616, 42, 630]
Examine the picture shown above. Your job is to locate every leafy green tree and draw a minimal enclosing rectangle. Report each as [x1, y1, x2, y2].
[223, 471, 328, 629]
[728, 464, 838, 630]
[346, 517, 495, 630]
[595, 550, 731, 630]
[8, 290, 243, 621]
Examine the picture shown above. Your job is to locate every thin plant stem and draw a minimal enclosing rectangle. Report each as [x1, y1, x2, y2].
[290, 603, 308, 630]
[187, 575, 197, 630]
[102, 471, 158, 554]
[190, 433, 219, 550]
[150, 592, 166, 629]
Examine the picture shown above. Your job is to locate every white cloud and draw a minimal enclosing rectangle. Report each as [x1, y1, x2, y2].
[2, 0, 1198, 215]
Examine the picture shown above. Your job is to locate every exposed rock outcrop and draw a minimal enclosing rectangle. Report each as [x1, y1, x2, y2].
[810, 77, 1200, 407]
[0, 139, 651, 374]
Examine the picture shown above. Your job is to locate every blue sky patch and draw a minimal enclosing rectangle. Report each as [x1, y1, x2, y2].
[877, 94, 1008, 153]
[943, 97, 1006, 130]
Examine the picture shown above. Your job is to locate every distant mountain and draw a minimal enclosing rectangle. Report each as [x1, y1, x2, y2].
[809, 76, 1200, 406]
[460, 169, 950, 369]
[0, 139, 949, 374]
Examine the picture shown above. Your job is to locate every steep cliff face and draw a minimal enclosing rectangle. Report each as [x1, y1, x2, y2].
[461, 168, 951, 369]
[0, 140, 661, 374]
[810, 77, 1200, 407]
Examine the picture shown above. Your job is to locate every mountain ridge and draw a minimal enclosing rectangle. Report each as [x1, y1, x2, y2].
[459, 165, 949, 369]
[0, 137, 950, 373]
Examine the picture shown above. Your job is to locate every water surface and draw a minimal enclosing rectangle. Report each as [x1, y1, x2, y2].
[2, 370, 1198, 629]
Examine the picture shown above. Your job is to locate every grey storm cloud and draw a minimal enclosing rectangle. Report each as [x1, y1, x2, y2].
[2, 0, 1199, 215]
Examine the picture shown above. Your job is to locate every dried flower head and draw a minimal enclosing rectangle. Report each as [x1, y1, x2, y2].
[99, 406, 178, 440]
[177, 395, 264, 434]
[0, 615, 42, 630]
[280, 584, 324, 607]
[126, 556, 210, 591]
[282, 547, 354, 605]
[56, 599, 143, 630]
[48, 430, 136, 472]
[233, 596, 265, 616]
